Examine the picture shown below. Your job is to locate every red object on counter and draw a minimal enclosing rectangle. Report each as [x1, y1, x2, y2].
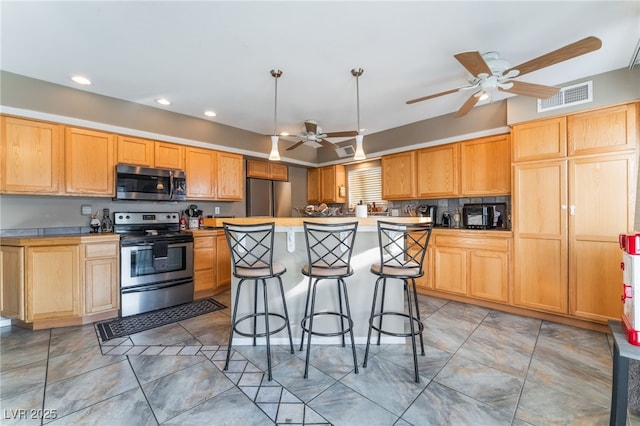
[620, 232, 640, 346]
[179, 211, 187, 230]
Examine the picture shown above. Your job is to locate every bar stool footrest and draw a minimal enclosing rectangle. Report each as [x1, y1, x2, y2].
[301, 312, 354, 337]
[369, 312, 424, 338]
[233, 312, 289, 339]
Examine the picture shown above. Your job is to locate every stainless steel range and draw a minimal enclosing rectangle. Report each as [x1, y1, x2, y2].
[114, 212, 194, 317]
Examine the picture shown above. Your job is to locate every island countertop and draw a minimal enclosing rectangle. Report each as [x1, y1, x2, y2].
[205, 216, 431, 228]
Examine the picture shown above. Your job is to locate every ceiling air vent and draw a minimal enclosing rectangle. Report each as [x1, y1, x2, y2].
[336, 145, 355, 158]
[537, 81, 592, 113]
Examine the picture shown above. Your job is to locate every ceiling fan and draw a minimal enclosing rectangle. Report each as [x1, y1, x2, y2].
[286, 120, 358, 151]
[406, 36, 602, 118]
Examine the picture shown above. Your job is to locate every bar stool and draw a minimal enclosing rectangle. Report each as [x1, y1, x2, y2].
[300, 221, 359, 378]
[223, 222, 294, 381]
[363, 220, 433, 383]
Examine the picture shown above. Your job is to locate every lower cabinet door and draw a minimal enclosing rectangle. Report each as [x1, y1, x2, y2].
[26, 245, 80, 321]
[85, 257, 119, 314]
[434, 247, 467, 295]
[468, 250, 509, 303]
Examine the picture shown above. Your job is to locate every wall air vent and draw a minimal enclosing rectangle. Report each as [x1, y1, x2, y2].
[537, 81, 593, 113]
[336, 145, 356, 158]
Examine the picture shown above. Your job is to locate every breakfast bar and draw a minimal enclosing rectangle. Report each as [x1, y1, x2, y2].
[218, 216, 432, 345]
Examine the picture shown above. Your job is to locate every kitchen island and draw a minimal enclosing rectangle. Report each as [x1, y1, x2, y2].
[218, 216, 431, 345]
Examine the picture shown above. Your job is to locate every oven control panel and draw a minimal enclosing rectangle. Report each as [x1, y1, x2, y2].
[114, 212, 180, 225]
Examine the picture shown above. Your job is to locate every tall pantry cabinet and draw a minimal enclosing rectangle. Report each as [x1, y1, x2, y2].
[512, 103, 638, 323]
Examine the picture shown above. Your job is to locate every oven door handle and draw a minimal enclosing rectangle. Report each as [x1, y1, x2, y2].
[122, 279, 192, 294]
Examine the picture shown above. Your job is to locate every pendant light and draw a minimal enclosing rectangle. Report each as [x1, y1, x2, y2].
[351, 68, 366, 160]
[269, 69, 283, 161]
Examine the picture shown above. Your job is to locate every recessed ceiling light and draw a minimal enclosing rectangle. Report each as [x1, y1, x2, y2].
[279, 132, 289, 136]
[204, 110, 217, 117]
[71, 75, 91, 85]
[155, 98, 171, 106]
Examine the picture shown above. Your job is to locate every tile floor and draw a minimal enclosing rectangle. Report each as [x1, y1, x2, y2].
[1, 290, 639, 425]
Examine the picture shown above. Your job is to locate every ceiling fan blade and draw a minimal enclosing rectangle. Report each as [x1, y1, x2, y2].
[454, 51, 493, 77]
[286, 140, 305, 151]
[453, 93, 480, 118]
[505, 36, 602, 78]
[324, 130, 358, 138]
[304, 121, 318, 134]
[406, 88, 461, 104]
[319, 139, 339, 150]
[498, 80, 560, 99]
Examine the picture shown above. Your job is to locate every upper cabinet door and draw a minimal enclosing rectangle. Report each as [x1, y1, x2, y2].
[307, 168, 321, 204]
[382, 151, 416, 200]
[416, 144, 459, 198]
[185, 147, 216, 199]
[568, 103, 638, 156]
[1, 116, 63, 194]
[216, 152, 244, 200]
[116, 135, 154, 167]
[65, 127, 115, 195]
[154, 142, 184, 170]
[512, 117, 567, 162]
[460, 134, 511, 196]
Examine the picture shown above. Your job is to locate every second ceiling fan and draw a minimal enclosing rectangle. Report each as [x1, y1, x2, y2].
[286, 120, 358, 151]
[406, 36, 602, 118]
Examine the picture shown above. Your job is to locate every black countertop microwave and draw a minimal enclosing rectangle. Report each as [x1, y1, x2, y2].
[115, 164, 186, 201]
[462, 203, 507, 230]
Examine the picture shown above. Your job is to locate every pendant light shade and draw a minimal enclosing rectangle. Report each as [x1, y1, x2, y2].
[269, 135, 281, 161]
[269, 69, 283, 161]
[351, 68, 365, 160]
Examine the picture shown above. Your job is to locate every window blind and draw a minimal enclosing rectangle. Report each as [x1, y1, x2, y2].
[347, 166, 384, 208]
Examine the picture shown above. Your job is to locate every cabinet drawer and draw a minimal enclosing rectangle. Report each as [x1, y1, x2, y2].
[194, 248, 215, 271]
[84, 242, 118, 258]
[194, 237, 215, 249]
[435, 235, 509, 252]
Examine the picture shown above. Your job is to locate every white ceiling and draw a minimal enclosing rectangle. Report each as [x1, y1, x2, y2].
[1, 1, 638, 144]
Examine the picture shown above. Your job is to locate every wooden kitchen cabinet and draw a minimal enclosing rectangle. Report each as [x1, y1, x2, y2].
[65, 127, 116, 195]
[432, 233, 510, 303]
[568, 103, 638, 156]
[416, 144, 459, 198]
[381, 151, 416, 200]
[154, 141, 184, 169]
[1, 116, 64, 194]
[320, 165, 346, 203]
[460, 134, 511, 196]
[413, 246, 434, 291]
[117, 135, 154, 167]
[512, 103, 637, 322]
[192, 230, 231, 298]
[247, 159, 288, 181]
[1, 246, 25, 320]
[307, 168, 321, 204]
[194, 234, 217, 298]
[82, 241, 119, 314]
[217, 234, 232, 289]
[568, 153, 635, 322]
[185, 146, 217, 199]
[512, 116, 567, 162]
[513, 160, 568, 313]
[216, 151, 244, 200]
[307, 165, 346, 204]
[26, 245, 81, 322]
[1, 234, 120, 329]
[185, 148, 243, 200]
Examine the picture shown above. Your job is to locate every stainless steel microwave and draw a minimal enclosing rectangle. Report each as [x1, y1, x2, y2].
[115, 164, 186, 201]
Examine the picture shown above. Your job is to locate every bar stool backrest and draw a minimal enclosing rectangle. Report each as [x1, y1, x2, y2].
[376, 221, 433, 276]
[303, 222, 359, 273]
[223, 222, 277, 277]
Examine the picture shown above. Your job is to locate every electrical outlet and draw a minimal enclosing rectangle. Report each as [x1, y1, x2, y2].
[214, 206, 220, 215]
[81, 205, 92, 215]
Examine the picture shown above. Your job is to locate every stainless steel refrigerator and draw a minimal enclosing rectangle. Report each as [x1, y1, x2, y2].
[246, 178, 292, 217]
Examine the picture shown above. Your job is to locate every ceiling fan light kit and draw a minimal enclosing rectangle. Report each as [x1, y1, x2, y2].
[406, 36, 603, 118]
[269, 69, 283, 161]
